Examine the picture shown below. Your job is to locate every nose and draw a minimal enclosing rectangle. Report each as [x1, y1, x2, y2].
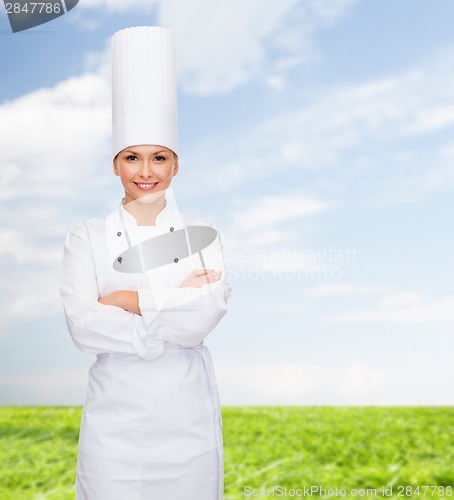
[139, 160, 155, 179]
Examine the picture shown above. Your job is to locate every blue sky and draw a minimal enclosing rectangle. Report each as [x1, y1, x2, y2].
[0, 0, 453, 405]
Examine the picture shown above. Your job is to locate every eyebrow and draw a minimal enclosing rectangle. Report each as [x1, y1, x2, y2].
[124, 149, 167, 156]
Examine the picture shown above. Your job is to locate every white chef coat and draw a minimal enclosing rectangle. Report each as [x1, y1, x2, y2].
[59, 195, 232, 500]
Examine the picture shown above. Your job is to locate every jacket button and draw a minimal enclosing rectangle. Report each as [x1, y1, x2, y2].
[169, 227, 174, 232]
[117, 231, 122, 237]
[174, 257, 179, 263]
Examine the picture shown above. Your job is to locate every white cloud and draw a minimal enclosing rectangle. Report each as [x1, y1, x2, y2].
[0, 269, 62, 324]
[78, 0, 156, 11]
[220, 191, 335, 279]
[74, 0, 357, 94]
[0, 365, 89, 405]
[380, 293, 423, 307]
[305, 0, 357, 24]
[265, 75, 286, 92]
[216, 356, 454, 405]
[231, 191, 330, 231]
[0, 67, 114, 322]
[187, 47, 454, 208]
[305, 283, 389, 298]
[329, 295, 454, 324]
[160, 0, 357, 94]
[0, 67, 111, 213]
[160, 0, 298, 94]
[0, 71, 110, 203]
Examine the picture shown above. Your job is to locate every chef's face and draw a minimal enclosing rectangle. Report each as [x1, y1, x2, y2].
[113, 144, 178, 204]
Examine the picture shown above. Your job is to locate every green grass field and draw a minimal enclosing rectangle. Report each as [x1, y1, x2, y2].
[0, 406, 453, 499]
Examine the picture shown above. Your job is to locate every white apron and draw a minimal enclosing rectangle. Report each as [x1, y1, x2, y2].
[59, 192, 232, 499]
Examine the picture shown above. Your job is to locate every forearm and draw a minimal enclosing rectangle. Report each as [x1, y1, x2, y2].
[100, 270, 221, 316]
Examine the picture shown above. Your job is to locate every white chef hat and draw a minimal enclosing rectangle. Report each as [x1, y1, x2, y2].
[111, 26, 178, 160]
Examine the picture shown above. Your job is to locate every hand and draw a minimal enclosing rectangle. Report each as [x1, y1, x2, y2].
[98, 290, 141, 315]
[179, 269, 222, 288]
[98, 291, 122, 307]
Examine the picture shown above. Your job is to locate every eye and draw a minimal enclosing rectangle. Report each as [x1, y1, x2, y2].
[126, 154, 138, 161]
[154, 155, 166, 162]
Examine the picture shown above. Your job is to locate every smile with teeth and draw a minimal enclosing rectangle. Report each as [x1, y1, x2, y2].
[134, 182, 158, 190]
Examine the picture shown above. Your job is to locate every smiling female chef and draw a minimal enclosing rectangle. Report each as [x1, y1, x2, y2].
[59, 26, 232, 500]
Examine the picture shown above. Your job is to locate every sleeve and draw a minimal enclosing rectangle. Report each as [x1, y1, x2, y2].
[59, 221, 164, 361]
[137, 221, 232, 347]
